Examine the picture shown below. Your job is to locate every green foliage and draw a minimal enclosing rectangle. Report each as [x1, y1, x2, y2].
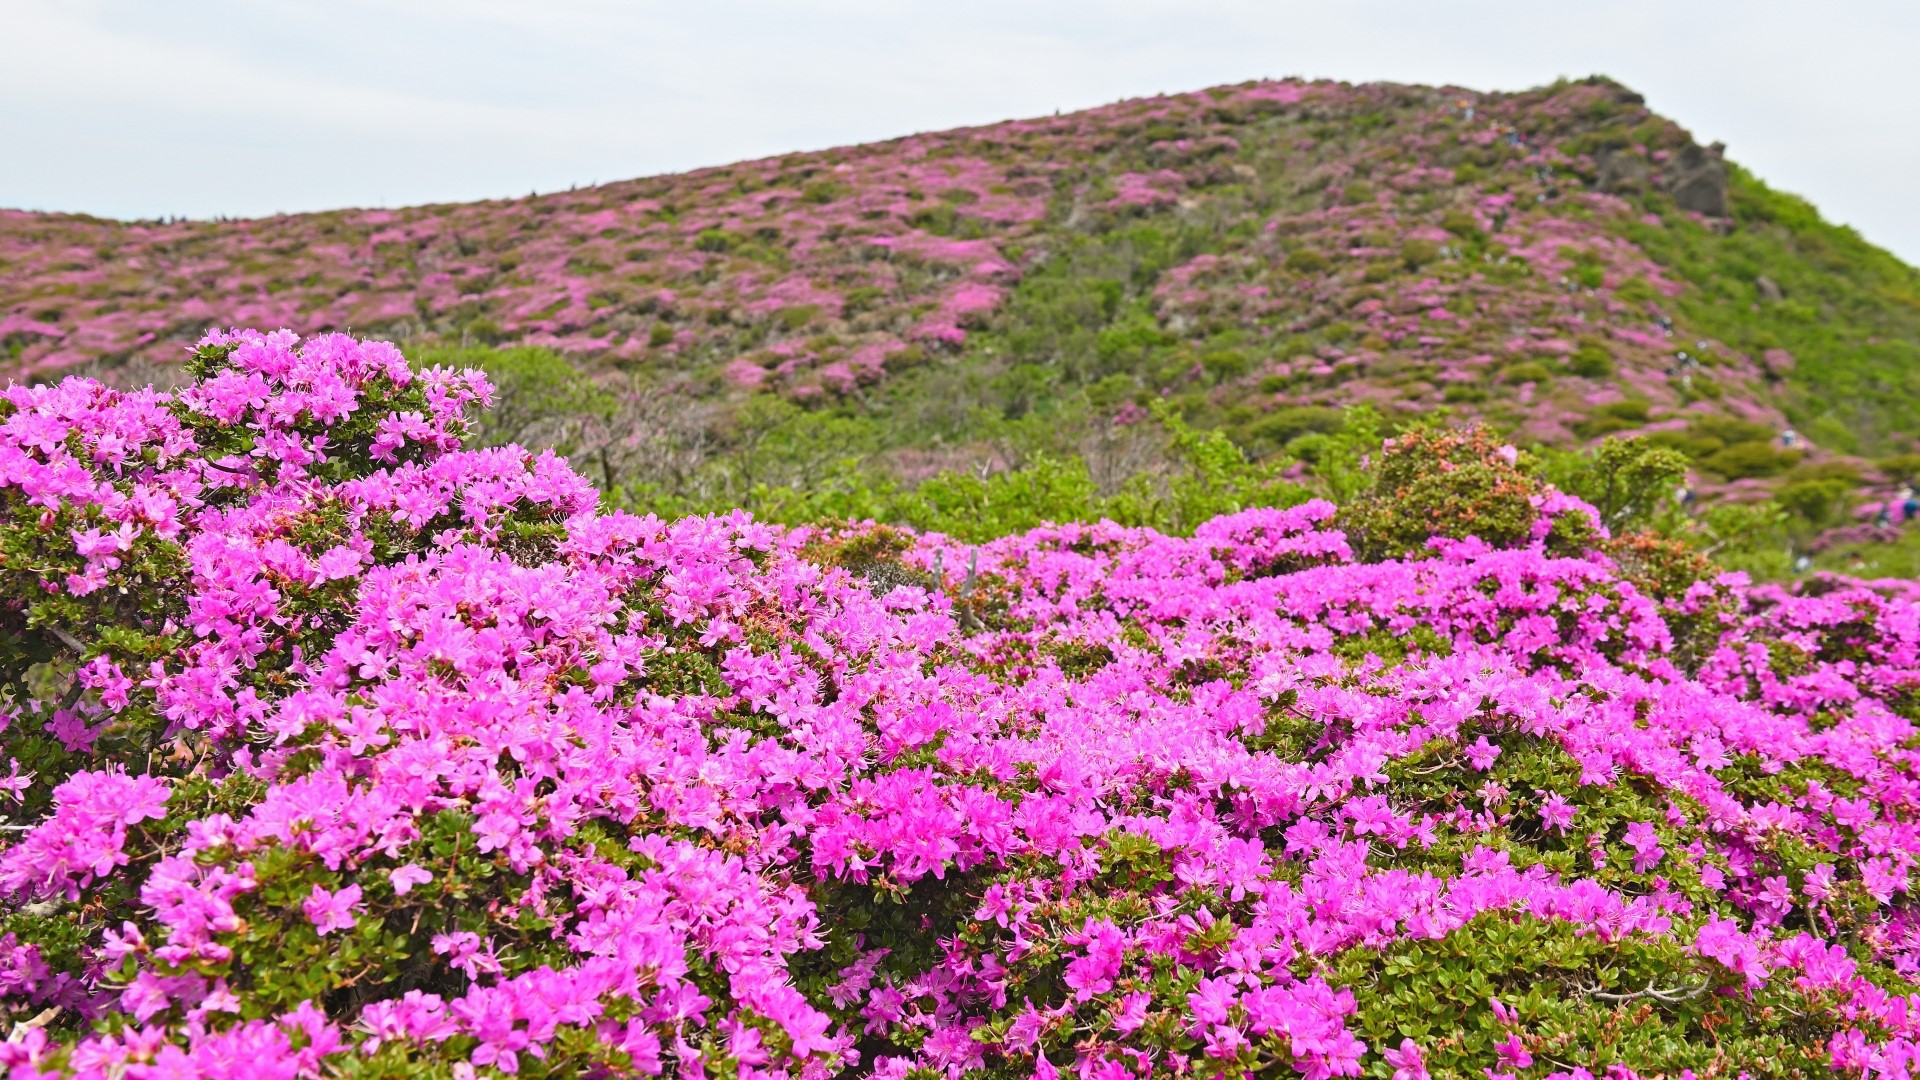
[411, 344, 613, 449]
[1337, 424, 1600, 562]
[1540, 437, 1689, 532]
[1502, 361, 1552, 384]
[1568, 342, 1616, 378]
[1400, 238, 1441, 270]
[1699, 440, 1799, 480]
[1775, 477, 1854, 528]
[728, 402, 1303, 542]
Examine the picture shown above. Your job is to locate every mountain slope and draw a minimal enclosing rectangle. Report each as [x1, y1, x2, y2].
[4, 76, 1918, 468]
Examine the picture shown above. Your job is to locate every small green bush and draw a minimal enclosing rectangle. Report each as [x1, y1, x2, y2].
[1285, 249, 1331, 274]
[1568, 343, 1616, 377]
[1401, 239, 1441, 270]
[1775, 477, 1853, 527]
[1247, 405, 1345, 447]
[693, 227, 738, 253]
[1700, 440, 1799, 479]
[1440, 209, 1483, 240]
[1879, 453, 1920, 482]
[1690, 416, 1778, 446]
[1200, 349, 1251, 383]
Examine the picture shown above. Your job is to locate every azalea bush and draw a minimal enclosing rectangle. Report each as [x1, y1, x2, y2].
[3, 331, 1920, 1079]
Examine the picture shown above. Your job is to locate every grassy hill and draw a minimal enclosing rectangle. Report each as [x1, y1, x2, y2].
[4, 76, 1919, 550]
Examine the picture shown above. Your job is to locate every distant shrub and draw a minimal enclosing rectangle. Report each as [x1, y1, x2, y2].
[1440, 209, 1483, 240]
[1501, 361, 1552, 384]
[1613, 276, 1657, 303]
[1574, 414, 1638, 440]
[1200, 348, 1251, 383]
[1784, 460, 1864, 485]
[1689, 415, 1777, 446]
[1285, 249, 1331, 274]
[1700, 439, 1799, 479]
[1642, 429, 1724, 459]
[1597, 398, 1652, 423]
[1568, 342, 1616, 377]
[1400, 238, 1441, 270]
[1776, 477, 1853, 526]
[693, 227, 738, 252]
[1881, 453, 1920, 482]
[776, 304, 821, 330]
[1247, 405, 1344, 448]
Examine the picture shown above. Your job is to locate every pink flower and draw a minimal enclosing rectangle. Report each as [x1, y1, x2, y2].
[1466, 736, 1502, 772]
[1385, 1038, 1429, 1080]
[303, 884, 362, 935]
[1493, 1032, 1532, 1069]
[1539, 793, 1575, 833]
[1623, 821, 1664, 873]
[389, 864, 433, 896]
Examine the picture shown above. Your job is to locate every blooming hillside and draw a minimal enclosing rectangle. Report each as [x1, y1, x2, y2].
[4, 331, 1920, 1077]
[5, 77, 1919, 470]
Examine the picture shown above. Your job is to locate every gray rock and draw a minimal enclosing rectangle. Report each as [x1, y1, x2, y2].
[1667, 142, 1730, 218]
[1594, 148, 1651, 193]
[1755, 275, 1783, 303]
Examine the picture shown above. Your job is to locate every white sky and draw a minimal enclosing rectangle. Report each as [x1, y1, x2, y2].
[4, 0, 1917, 265]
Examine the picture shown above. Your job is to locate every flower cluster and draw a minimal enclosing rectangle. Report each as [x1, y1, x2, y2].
[2, 331, 1919, 1078]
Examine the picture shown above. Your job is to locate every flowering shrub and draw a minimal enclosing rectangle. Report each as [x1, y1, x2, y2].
[1337, 426, 1602, 562]
[3, 331, 1920, 1078]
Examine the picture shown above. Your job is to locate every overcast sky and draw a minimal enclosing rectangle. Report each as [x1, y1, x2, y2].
[5, 0, 1916, 264]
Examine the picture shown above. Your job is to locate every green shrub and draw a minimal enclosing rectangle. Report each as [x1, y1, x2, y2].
[1642, 429, 1724, 459]
[1440, 209, 1483, 240]
[1573, 403, 1649, 440]
[693, 227, 738, 253]
[1401, 239, 1441, 270]
[1200, 348, 1251, 383]
[1338, 424, 1600, 561]
[1689, 416, 1777, 446]
[1700, 440, 1799, 479]
[1879, 453, 1920, 482]
[1542, 437, 1689, 532]
[1775, 477, 1853, 527]
[1246, 405, 1345, 448]
[1285, 249, 1331, 274]
[1568, 343, 1616, 377]
[409, 344, 612, 449]
[1598, 398, 1652, 423]
[1783, 460, 1864, 485]
[1614, 276, 1657, 303]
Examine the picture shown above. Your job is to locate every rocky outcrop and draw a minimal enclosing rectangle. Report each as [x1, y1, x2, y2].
[1595, 147, 1651, 193]
[1667, 141, 1731, 217]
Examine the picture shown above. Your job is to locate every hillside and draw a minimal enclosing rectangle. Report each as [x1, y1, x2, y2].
[5, 77, 1920, 512]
